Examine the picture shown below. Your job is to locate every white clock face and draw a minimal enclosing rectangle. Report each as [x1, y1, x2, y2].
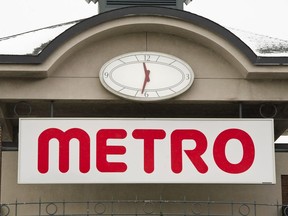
[99, 51, 194, 101]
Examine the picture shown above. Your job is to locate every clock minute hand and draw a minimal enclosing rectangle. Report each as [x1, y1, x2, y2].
[141, 62, 150, 94]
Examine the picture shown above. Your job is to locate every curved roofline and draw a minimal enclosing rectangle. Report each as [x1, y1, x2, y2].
[0, 6, 287, 65]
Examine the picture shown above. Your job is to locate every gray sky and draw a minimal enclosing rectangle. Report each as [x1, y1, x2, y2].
[0, 0, 288, 40]
[0, 0, 97, 38]
[186, 0, 288, 40]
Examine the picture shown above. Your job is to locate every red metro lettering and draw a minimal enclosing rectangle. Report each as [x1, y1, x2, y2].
[37, 128, 255, 174]
[213, 129, 255, 174]
[96, 129, 127, 172]
[38, 128, 90, 174]
[132, 129, 166, 173]
[171, 130, 208, 174]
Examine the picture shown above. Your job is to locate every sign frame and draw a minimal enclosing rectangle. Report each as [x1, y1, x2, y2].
[18, 118, 275, 184]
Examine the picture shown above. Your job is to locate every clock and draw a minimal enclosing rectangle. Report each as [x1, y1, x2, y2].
[99, 51, 194, 101]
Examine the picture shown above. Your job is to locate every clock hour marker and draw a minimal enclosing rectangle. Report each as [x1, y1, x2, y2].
[170, 88, 176, 93]
[118, 59, 125, 64]
[169, 60, 176, 65]
[119, 87, 125, 92]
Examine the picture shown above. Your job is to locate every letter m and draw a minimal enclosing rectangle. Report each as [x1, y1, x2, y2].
[38, 128, 90, 174]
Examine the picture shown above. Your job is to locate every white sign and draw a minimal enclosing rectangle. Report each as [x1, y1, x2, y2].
[18, 118, 275, 184]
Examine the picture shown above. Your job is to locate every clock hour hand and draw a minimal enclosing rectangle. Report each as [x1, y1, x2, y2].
[141, 63, 150, 94]
[143, 62, 150, 82]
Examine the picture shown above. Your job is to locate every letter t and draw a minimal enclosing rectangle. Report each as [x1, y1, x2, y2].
[132, 129, 166, 174]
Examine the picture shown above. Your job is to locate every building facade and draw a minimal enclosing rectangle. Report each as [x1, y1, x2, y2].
[1, 6, 288, 215]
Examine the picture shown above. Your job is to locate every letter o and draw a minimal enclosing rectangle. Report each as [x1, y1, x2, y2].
[213, 129, 255, 174]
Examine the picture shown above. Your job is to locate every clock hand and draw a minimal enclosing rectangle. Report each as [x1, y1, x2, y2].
[143, 62, 150, 82]
[141, 63, 150, 94]
[141, 71, 150, 94]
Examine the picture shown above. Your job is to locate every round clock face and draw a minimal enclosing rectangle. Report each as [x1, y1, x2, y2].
[99, 51, 194, 101]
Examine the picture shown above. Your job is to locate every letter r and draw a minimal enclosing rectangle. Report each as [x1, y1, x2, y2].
[171, 130, 208, 174]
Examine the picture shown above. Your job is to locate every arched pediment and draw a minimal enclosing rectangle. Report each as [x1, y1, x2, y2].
[0, 7, 288, 78]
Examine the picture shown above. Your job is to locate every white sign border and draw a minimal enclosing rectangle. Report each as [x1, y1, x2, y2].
[18, 118, 275, 184]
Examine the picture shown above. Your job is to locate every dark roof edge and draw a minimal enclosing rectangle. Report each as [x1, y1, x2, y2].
[0, 6, 286, 65]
